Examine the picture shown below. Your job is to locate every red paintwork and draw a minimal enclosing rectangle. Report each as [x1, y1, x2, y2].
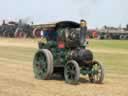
[88, 29, 98, 38]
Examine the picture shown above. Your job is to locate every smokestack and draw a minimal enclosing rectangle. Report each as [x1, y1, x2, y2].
[80, 19, 87, 46]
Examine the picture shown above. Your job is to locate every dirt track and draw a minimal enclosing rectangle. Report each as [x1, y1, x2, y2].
[0, 39, 128, 96]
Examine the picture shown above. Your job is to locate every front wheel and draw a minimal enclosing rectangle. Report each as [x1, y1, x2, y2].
[64, 60, 80, 84]
[88, 60, 104, 84]
[33, 49, 53, 80]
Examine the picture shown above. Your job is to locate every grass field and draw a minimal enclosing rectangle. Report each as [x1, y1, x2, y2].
[0, 38, 128, 96]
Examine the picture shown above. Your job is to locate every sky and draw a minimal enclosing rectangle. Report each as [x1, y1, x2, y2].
[0, 0, 128, 28]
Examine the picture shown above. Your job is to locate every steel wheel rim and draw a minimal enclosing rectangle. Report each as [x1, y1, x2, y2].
[65, 63, 77, 82]
[93, 64, 101, 81]
[92, 62, 104, 83]
[34, 52, 47, 78]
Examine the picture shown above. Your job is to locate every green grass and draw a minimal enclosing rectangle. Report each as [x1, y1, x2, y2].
[90, 40, 128, 75]
[90, 40, 128, 50]
[94, 52, 128, 74]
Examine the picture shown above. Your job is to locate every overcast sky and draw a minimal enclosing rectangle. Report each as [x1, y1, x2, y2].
[0, 0, 128, 28]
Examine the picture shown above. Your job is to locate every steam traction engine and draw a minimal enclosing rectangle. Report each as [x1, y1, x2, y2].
[33, 20, 104, 84]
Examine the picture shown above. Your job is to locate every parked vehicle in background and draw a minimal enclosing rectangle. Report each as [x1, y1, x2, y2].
[97, 25, 128, 40]
[0, 20, 33, 38]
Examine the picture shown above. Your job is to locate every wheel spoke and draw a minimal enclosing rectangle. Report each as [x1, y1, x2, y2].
[38, 70, 43, 76]
[71, 65, 75, 70]
[66, 69, 70, 74]
[35, 61, 40, 69]
[70, 75, 73, 80]
[96, 74, 99, 81]
[68, 74, 71, 79]
[71, 74, 75, 80]
[67, 65, 70, 70]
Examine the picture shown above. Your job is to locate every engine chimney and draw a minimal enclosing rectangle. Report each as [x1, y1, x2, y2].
[80, 19, 87, 46]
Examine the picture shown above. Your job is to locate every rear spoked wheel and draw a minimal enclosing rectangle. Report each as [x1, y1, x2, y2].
[88, 60, 104, 83]
[33, 49, 53, 80]
[64, 60, 80, 84]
